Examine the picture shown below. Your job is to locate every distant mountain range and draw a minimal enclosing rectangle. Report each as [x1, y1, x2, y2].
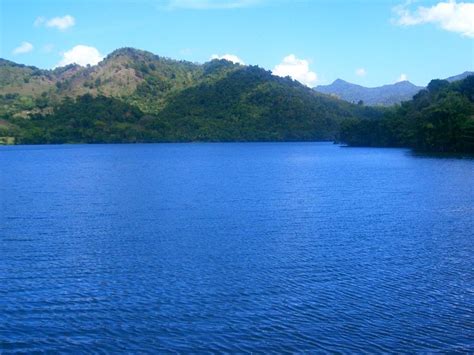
[314, 71, 473, 106]
[444, 71, 474, 83]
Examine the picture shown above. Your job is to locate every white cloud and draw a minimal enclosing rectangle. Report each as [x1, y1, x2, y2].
[13, 42, 34, 55]
[210, 53, 245, 64]
[355, 68, 367, 77]
[34, 15, 75, 30]
[393, 0, 474, 38]
[56, 45, 104, 67]
[397, 73, 408, 82]
[167, 0, 261, 9]
[272, 54, 318, 87]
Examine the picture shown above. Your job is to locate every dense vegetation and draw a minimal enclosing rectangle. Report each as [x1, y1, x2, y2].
[154, 66, 380, 141]
[8, 95, 152, 144]
[3, 68, 382, 144]
[1, 48, 473, 152]
[0, 48, 215, 117]
[339, 76, 474, 153]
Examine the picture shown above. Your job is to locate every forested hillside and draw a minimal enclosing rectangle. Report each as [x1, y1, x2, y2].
[1, 48, 472, 152]
[3, 67, 382, 144]
[0, 48, 383, 144]
[0, 48, 207, 117]
[154, 65, 380, 141]
[339, 76, 474, 153]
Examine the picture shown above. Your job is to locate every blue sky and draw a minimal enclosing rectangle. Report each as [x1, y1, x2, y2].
[1, 0, 473, 87]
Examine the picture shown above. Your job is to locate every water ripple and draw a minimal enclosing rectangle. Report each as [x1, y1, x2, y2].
[0, 143, 473, 352]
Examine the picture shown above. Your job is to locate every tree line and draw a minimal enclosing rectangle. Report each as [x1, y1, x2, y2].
[2, 71, 473, 153]
[339, 76, 474, 153]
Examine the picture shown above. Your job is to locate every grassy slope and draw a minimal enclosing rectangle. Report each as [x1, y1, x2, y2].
[0, 48, 207, 116]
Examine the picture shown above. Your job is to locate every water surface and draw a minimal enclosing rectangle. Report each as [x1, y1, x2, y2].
[1, 143, 473, 352]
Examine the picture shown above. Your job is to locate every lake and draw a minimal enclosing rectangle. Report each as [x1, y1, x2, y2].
[0, 142, 473, 352]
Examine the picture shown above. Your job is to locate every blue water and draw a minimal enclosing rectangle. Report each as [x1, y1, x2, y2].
[0, 142, 473, 352]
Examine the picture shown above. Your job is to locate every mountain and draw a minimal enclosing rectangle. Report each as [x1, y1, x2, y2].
[1, 50, 471, 152]
[0, 48, 383, 144]
[314, 79, 424, 106]
[0, 48, 205, 117]
[150, 65, 383, 142]
[314, 72, 473, 107]
[444, 71, 474, 83]
[339, 75, 474, 153]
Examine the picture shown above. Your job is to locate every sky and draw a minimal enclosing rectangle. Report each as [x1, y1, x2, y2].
[1, 0, 473, 87]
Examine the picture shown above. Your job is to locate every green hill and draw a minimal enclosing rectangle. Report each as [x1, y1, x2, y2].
[0, 48, 383, 144]
[0, 48, 208, 116]
[154, 65, 380, 141]
[4, 48, 471, 152]
[339, 75, 474, 153]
